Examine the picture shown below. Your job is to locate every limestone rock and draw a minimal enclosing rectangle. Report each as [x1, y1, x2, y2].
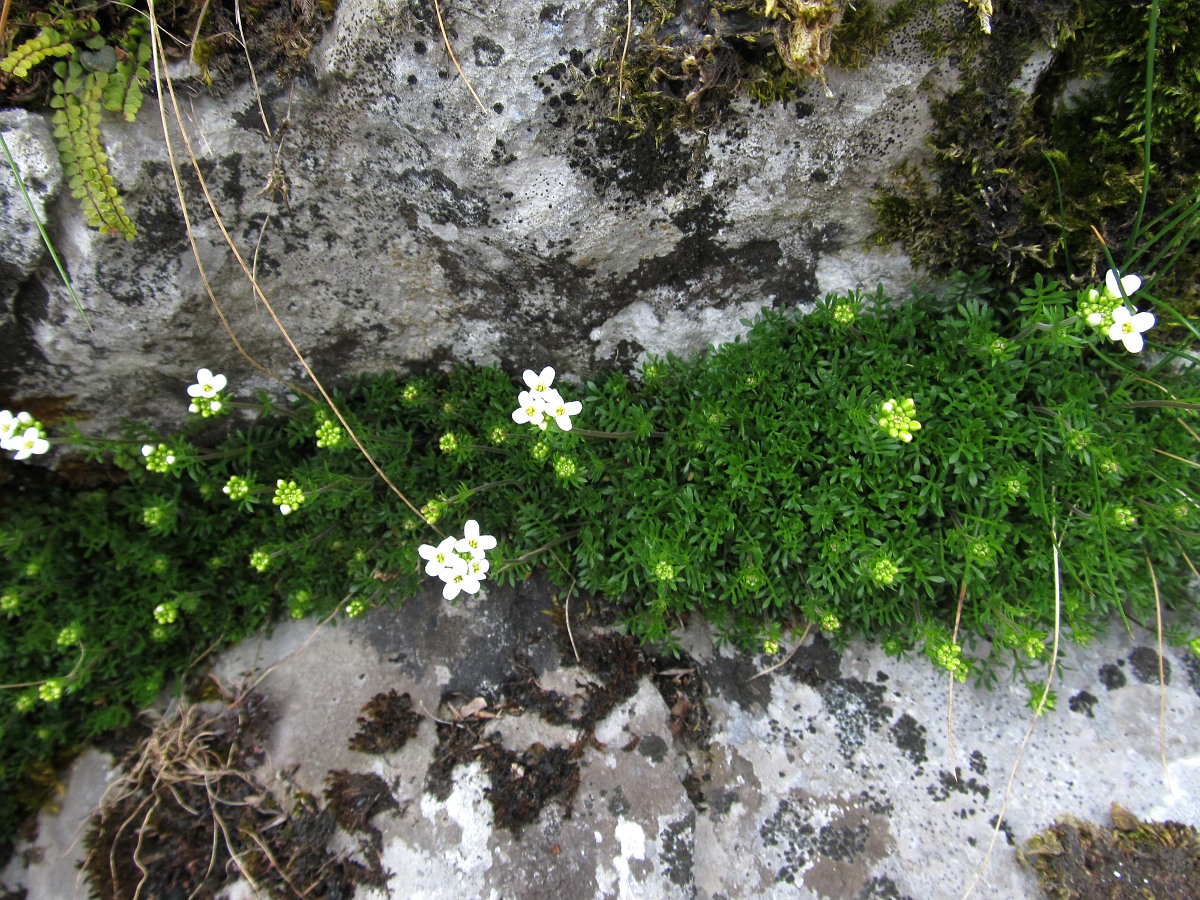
[0, 0, 1033, 438]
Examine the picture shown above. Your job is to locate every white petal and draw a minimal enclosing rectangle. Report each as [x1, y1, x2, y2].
[195, 368, 214, 383]
[187, 384, 206, 398]
[1105, 269, 1141, 299]
[210, 373, 227, 392]
[1122, 332, 1145, 353]
[1131, 311, 1156, 333]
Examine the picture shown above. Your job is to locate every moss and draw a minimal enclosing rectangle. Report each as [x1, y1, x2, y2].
[871, 0, 1200, 321]
[591, 0, 852, 137]
[1020, 803, 1200, 898]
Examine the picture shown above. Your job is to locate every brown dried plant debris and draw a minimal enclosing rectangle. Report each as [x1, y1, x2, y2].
[349, 689, 423, 754]
[1020, 802, 1200, 899]
[81, 691, 377, 899]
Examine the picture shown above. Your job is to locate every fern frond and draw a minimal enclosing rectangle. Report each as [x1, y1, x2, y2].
[52, 62, 136, 239]
[1, 27, 79, 78]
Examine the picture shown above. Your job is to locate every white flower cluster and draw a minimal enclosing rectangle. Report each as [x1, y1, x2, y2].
[418, 519, 498, 600]
[0, 410, 49, 460]
[511, 367, 583, 432]
[1080, 270, 1155, 353]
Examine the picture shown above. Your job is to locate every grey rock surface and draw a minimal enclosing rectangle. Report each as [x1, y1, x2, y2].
[6, 575, 1198, 898]
[0, 0, 1001, 435]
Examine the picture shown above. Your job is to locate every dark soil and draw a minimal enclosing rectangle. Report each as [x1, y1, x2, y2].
[1021, 804, 1200, 899]
[349, 690, 423, 754]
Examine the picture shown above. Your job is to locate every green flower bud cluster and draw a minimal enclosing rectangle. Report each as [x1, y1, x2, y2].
[154, 601, 179, 625]
[966, 539, 995, 567]
[1, 590, 19, 618]
[832, 300, 857, 326]
[56, 624, 82, 647]
[249, 549, 272, 573]
[553, 454, 578, 480]
[870, 556, 900, 587]
[762, 638, 781, 655]
[346, 598, 369, 619]
[932, 641, 968, 682]
[488, 426, 509, 446]
[140, 443, 177, 474]
[421, 499, 447, 526]
[652, 560, 676, 583]
[188, 396, 223, 418]
[401, 384, 420, 404]
[273, 479, 305, 515]
[530, 440, 550, 463]
[819, 611, 841, 633]
[877, 398, 921, 443]
[142, 504, 172, 529]
[1111, 506, 1137, 529]
[315, 419, 347, 450]
[439, 432, 459, 454]
[738, 568, 765, 592]
[38, 678, 65, 703]
[288, 589, 313, 620]
[224, 475, 251, 501]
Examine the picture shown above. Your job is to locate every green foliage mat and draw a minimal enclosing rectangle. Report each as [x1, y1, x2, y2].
[2, 274, 1199, 852]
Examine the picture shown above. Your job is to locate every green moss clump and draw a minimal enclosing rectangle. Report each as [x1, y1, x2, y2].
[1021, 804, 1200, 898]
[872, 0, 1200, 319]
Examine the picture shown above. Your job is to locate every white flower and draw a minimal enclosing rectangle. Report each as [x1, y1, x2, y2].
[455, 519, 497, 559]
[442, 560, 482, 600]
[0, 411, 18, 449]
[187, 368, 227, 400]
[1103, 269, 1142, 301]
[418, 536, 460, 577]
[512, 390, 548, 428]
[542, 388, 583, 431]
[522, 366, 556, 396]
[141, 444, 155, 457]
[10, 427, 49, 460]
[1108, 306, 1156, 353]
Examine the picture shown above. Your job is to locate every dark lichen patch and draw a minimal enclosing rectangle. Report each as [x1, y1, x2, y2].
[817, 819, 870, 863]
[968, 750, 986, 776]
[1183, 653, 1200, 699]
[822, 678, 893, 765]
[637, 733, 670, 763]
[1098, 662, 1127, 691]
[1021, 804, 1200, 900]
[1128, 646, 1171, 685]
[928, 768, 989, 803]
[856, 874, 915, 900]
[1068, 689, 1098, 718]
[660, 811, 697, 888]
[786, 633, 843, 687]
[349, 690, 423, 754]
[889, 712, 927, 771]
[472, 35, 504, 67]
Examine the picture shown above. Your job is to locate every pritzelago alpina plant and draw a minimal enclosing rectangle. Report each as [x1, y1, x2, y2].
[186, 367, 229, 418]
[1076, 269, 1156, 353]
[2, 282, 1199, 852]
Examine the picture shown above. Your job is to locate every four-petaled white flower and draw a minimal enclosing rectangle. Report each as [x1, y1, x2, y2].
[523, 366, 556, 396]
[419, 536, 460, 577]
[10, 427, 49, 460]
[1103, 269, 1142, 301]
[441, 560, 482, 601]
[455, 519, 498, 559]
[188, 368, 227, 400]
[542, 388, 583, 432]
[1108, 306, 1156, 353]
[511, 390, 548, 429]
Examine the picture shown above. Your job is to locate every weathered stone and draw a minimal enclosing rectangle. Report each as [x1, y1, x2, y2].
[0, 0, 1036, 437]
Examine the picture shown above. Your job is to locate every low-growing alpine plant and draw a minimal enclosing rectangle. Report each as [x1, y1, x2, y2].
[2, 267, 1199, 848]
